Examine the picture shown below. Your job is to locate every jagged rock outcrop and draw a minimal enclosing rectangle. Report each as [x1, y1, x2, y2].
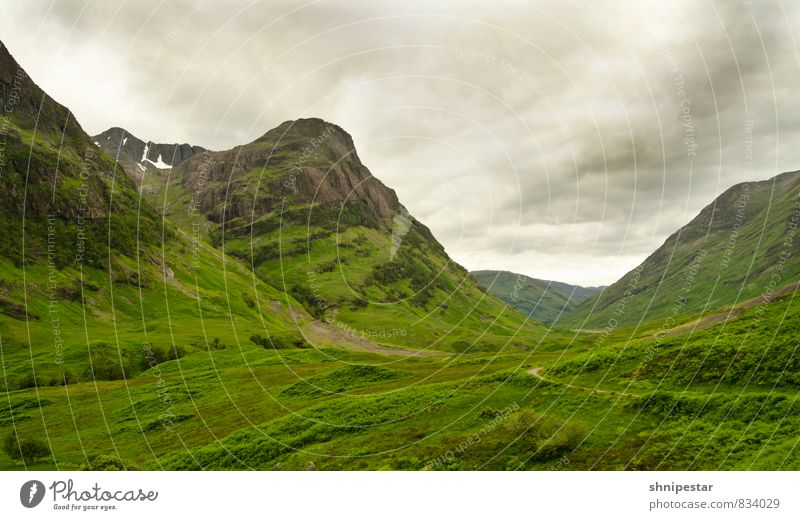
[92, 127, 207, 171]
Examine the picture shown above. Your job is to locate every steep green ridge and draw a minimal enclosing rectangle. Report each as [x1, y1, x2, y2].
[130, 118, 552, 352]
[0, 42, 161, 268]
[471, 270, 603, 324]
[559, 170, 800, 329]
[0, 41, 311, 391]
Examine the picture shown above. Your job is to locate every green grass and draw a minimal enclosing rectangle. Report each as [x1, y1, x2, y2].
[3, 286, 800, 470]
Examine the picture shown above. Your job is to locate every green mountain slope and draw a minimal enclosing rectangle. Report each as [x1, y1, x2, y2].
[119, 117, 553, 352]
[471, 270, 603, 324]
[559, 170, 800, 329]
[0, 41, 312, 391]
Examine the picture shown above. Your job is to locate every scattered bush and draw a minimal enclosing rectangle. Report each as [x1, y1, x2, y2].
[241, 292, 257, 309]
[498, 409, 586, 463]
[289, 284, 326, 317]
[3, 429, 51, 465]
[80, 454, 128, 471]
[349, 297, 368, 310]
[315, 261, 336, 274]
[249, 333, 310, 350]
[16, 373, 39, 390]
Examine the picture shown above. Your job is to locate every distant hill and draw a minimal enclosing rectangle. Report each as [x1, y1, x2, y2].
[471, 270, 604, 324]
[559, 169, 800, 328]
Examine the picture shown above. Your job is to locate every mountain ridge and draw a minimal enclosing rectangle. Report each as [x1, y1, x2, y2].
[92, 126, 207, 172]
[0, 39, 551, 368]
[559, 169, 800, 328]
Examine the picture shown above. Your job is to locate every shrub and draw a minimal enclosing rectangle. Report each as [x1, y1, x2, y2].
[349, 297, 368, 310]
[16, 373, 39, 390]
[315, 261, 336, 274]
[139, 344, 186, 371]
[3, 430, 51, 465]
[498, 409, 586, 462]
[241, 292, 257, 309]
[84, 353, 125, 381]
[80, 454, 127, 471]
[60, 369, 77, 385]
[289, 284, 326, 317]
[250, 333, 310, 349]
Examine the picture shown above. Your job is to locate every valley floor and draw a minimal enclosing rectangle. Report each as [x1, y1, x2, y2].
[4, 285, 799, 471]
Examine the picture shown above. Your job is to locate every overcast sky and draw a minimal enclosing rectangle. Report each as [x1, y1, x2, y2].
[2, 0, 799, 285]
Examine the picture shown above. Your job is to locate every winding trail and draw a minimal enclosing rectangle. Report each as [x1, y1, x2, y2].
[527, 367, 641, 397]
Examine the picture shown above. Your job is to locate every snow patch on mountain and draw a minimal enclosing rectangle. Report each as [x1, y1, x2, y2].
[145, 154, 172, 169]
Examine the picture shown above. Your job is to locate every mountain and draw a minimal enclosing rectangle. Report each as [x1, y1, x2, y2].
[559, 169, 800, 329]
[0, 40, 313, 390]
[471, 270, 603, 324]
[0, 42, 161, 267]
[140, 117, 551, 350]
[92, 127, 207, 172]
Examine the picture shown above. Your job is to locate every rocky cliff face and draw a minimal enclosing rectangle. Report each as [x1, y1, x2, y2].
[174, 118, 400, 226]
[92, 127, 207, 172]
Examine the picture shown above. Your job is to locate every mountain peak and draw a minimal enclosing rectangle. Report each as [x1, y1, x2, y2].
[253, 118, 360, 161]
[173, 117, 399, 224]
[92, 127, 208, 172]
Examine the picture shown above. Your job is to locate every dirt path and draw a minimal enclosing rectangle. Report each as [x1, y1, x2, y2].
[527, 367, 640, 397]
[305, 320, 448, 358]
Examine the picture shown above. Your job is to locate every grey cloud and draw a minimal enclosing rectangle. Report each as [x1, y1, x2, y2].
[1, 0, 798, 285]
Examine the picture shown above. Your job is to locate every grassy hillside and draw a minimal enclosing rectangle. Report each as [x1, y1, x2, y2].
[472, 270, 603, 324]
[560, 170, 800, 329]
